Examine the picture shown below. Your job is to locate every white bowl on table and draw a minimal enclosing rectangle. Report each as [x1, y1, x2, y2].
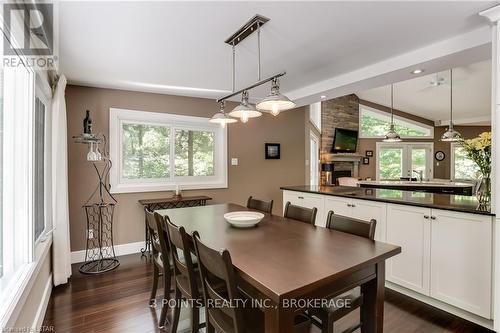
[223, 211, 265, 228]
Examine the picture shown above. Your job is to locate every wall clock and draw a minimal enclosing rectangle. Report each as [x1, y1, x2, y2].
[435, 151, 445, 161]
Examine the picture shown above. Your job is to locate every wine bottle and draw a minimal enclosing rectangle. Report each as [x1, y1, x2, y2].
[83, 110, 92, 134]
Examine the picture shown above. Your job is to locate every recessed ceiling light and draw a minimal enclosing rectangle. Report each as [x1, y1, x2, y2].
[411, 69, 424, 74]
[320, 95, 326, 99]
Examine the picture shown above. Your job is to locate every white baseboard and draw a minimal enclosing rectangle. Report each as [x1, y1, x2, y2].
[386, 281, 494, 330]
[71, 241, 145, 264]
[31, 273, 52, 331]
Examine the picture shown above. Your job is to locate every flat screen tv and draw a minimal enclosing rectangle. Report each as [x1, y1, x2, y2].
[331, 128, 358, 153]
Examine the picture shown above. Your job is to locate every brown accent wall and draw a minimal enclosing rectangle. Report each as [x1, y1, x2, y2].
[66, 85, 306, 251]
[433, 126, 491, 179]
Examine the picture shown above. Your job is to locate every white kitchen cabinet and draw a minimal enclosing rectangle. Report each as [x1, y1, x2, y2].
[323, 197, 387, 241]
[282, 191, 325, 227]
[281, 190, 494, 322]
[386, 204, 431, 295]
[351, 199, 387, 242]
[323, 196, 351, 217]
[430, 209, 492, 318]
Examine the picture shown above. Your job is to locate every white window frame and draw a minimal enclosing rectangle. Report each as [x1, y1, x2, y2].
[309, 131, 320, 186]
[376, 142, 434, 180]
[0, 55, 37, 328]
[309, 102, 321, 132]
[359, 104, 434, 139]
[34, 73, 52, 246]
[109, 108, 228, 194]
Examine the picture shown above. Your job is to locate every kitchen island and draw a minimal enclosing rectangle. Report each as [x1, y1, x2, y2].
[280, 185, 495, 329]
[281, 185, 489, 215]
[357, 180, 474, 195]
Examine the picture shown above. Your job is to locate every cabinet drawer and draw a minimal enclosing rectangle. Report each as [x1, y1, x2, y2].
[324, 196, 351, 217]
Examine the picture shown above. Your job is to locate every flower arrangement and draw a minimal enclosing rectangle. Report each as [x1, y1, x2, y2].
[460, 132, 492, 178]
[460, 132, 491, 206]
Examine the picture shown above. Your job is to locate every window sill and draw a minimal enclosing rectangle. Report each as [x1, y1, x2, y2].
[0, 235, 52, 328]
[110, 181, 228, 194]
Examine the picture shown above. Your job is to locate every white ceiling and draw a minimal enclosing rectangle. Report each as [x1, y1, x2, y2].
[356, 60, 491, 125]
[59, 1, 496, 104]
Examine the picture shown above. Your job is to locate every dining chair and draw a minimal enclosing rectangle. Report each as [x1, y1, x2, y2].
[165, 217, 204, 333]
[284, 201, 317, 225]
[247, 196, 274, 214]
[193, 231, 312, 333]
[152, 211, 174, 328]
[192, 231, 246, 333]
[309, 211, 377, 333]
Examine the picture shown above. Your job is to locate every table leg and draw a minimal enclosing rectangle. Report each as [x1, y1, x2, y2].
[361, 261, 385, 333]
[264, 304, 295, 333]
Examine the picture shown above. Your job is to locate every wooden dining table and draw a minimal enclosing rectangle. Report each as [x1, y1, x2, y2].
[157, 203, 401, 333]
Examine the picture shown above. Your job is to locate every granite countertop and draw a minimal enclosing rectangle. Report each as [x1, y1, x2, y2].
[281, 185, 493, 216]
[357, 180, 474, 188]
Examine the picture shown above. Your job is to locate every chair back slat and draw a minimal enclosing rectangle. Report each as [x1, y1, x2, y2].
[193, 232, 245, 333]
[247, 196, 273, 214]
[145, 208, 162, 254]
[164, 217, 199, 297]
[284, 201, 317, 225]
[326, 211, 377, 240]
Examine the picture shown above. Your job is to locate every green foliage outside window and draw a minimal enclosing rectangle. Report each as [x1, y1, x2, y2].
[122, 124, 170, 179]
[121, 123, 215, 180]
[360, 111, 431, 137]
[453, 146, 480, 180]
[175, 129, 215, 177]
[379, 148, 402, 180]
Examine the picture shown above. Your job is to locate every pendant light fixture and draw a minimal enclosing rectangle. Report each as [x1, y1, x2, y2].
[256, 78, 296, 116]
[440, 69, 462, 142]
[228, 90, 262, 123]
[383, 84, 402, 142]
[211, 14, 295, 124]
[209, 101, 238, 128]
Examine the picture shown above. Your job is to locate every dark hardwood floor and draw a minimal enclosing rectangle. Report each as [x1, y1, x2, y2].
[43, 254, 493, 333]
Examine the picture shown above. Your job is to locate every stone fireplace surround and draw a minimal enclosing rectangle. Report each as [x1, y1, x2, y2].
[320, 94, 362, 184]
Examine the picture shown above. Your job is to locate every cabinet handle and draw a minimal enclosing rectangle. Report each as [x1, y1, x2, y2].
[347, 203, 352, 207]
[423, 215, 430, 219]
[430, 216, 436, 220]
[351, 204, 356, 208]
[298, 196, 304, 199]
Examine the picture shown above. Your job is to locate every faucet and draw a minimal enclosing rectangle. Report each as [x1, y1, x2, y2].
[412, 170, 424, 182]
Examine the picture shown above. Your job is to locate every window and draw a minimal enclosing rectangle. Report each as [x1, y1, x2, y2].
[451, 143, 480, 180]
[309, 131, 319, 186]
[34, 77, 52, 245]
[1, 56, 36, 321]
[110, 108, 227, 193]
[309, 102, 321, 131]
[34, 97, 45, 242]
[376, 142, 433, 180]
[359, 104, 433, 138]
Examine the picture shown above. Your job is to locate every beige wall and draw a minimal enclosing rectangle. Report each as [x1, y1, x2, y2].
[358, 126, 491, 180]
[66, 85, 306, 251]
